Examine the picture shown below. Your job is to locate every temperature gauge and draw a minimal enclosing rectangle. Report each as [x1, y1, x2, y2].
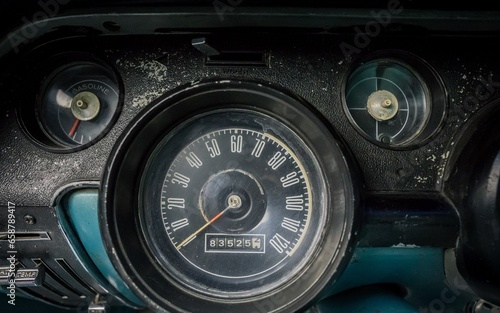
[344, 56, 446, 149]
[37, 62, 121, 150]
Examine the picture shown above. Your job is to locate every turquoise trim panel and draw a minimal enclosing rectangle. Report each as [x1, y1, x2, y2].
[314, 247, 473, 312]
[62, 189, 143, 306]
[315, 288, 420, 313]
[330, 247, 446, 302]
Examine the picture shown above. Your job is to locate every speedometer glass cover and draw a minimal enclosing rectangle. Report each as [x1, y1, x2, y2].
[141, 110, 325, 297]
[101, 79, 358, 312]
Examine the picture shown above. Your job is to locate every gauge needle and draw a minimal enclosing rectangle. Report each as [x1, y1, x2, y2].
[68, 119, 80, 137]
[176, 206, 231, 250]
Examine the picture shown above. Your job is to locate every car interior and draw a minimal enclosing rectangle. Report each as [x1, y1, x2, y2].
[0, 1, 499, 312]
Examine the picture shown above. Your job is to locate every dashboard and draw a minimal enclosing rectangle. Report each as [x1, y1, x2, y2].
[0, 1, 499, 313]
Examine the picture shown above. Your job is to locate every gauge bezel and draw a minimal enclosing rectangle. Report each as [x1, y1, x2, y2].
[100, 79, 360, 312]
[16, 52, 124, 153]
[341, 50, 448, 150]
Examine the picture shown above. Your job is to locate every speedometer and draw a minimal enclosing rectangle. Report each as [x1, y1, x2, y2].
[141, 110, 323, 297]
[101, 79, 359, 312]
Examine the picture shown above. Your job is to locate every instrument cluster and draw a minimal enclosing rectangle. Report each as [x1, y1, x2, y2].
[0, 7, 499, 313]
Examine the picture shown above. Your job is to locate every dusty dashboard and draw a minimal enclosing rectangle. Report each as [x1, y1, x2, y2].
[0, 3, 500, 313]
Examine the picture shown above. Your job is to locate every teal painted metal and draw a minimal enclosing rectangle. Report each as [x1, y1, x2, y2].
[61, 189, 143, 306]
[314, 287, 420, 313]
[330, 247, 445, 299]
[315, 247, 471, 313]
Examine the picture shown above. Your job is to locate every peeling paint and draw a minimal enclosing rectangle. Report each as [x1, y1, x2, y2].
[427, 154, 437, 162]
[132, 90, 166, 108]
[392, 243, 420, 248]
[415, 175, 429, 183]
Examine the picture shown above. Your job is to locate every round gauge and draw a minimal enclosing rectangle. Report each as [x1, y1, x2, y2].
[142, 110, 322, 297]
[37, 62, 121, 150]
[343, 55, 446, 149]
[101, 80, 359, 313]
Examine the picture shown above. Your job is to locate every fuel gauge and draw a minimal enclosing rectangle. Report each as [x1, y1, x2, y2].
[343, 55, 446, 149]
[37, 62, 121, 150]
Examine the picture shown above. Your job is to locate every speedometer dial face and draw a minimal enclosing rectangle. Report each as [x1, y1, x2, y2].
[163, 129, 310, 274]
[141, 110, 325, 296]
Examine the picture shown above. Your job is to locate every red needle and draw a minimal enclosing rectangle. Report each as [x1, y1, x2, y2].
[176, 206, 231, 250]
[68, 119, 80, 137]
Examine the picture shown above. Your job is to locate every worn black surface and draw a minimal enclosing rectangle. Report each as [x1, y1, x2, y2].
[358, 192, 459, 248]
[0, 205, 110, 308]
[1, 31, 500, 206]
[445, 102, 500, 307]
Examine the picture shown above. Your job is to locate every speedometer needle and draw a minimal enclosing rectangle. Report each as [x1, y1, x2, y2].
[176, 206, 232, 250]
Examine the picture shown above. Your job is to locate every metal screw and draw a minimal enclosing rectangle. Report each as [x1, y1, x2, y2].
[24, 215, 36, 225]
[76, 99, 88, 109]
[380, 135, 391, 144]
[382, 98, 392, 108]
[228, 194, 243, 209]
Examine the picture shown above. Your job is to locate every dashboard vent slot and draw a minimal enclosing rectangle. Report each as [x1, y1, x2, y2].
[0, 231, 50, 241]
[18, 287, 78, 309]
[55, 258, 98, 295]
[32, 258, 86, 299]
[39, 281, 70, 299]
